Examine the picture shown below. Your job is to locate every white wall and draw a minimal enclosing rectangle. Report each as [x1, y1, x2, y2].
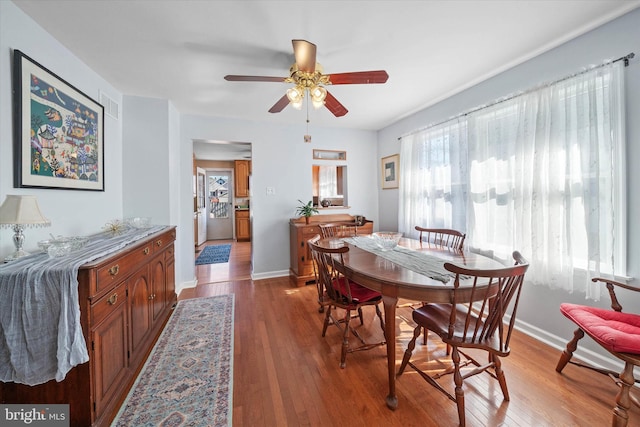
[377, 8, 640, 367]
[0, 1, 123, 255]
[178, 114, 379, 289]
[122, 96, 172, 224]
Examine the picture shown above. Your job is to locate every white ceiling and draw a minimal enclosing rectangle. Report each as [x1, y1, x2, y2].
[13, 1, 640, 139]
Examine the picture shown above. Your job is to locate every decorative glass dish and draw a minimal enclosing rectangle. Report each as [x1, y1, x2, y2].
[125, 217, 152, 229]
[47, 242, 71, 258]
[39, 236, 89, 254]
[372, 231, 403, 251]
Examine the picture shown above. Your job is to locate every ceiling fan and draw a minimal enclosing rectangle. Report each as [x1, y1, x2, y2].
[224, 39, 389, 117]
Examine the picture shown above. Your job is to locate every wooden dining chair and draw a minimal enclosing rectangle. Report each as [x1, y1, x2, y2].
[307, 238, 386, 368]
[319, 222, 359, 239]
[555, 277, 640, 427]
[415, 226, 466, 251]
[414, 226, 467, 345]
[398, 251, 529, 427]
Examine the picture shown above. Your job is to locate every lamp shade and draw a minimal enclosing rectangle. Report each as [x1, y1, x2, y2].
[0, 195, 50, 227]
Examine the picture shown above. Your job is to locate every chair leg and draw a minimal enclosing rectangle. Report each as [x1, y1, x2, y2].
[322, 305, 332, 337]
[317, 282, 325, 313]
[358, 307, 364, 325]
[452, 346, 466, 427]
[398, 325, 422, 375]
[492, 353, 510, 401]
[555, 328, 585, 373]
[340, 309, 352, 369]
[612, 362, 635, 427]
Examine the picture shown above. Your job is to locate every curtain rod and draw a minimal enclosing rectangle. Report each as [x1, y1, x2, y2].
[398, 52, 635, 141]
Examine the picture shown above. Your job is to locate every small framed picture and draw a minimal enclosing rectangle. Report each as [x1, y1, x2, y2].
[381, 154, 399, 189]
[13, 50, 105, 191]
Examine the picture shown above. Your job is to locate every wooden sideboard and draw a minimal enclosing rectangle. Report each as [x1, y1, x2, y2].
[289, 214, 373, 287]
[0, 227, 177, 427]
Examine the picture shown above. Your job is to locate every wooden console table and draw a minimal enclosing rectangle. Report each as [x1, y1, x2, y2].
[289, 214, 373, 286]
[0, 226, 177, 427]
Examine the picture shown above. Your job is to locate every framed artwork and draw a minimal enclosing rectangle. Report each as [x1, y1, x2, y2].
[13, 50, 104, 191]
[381, 154, 399, 189]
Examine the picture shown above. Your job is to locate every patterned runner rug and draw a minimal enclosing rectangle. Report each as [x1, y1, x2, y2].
[112, 294, 235, 426]
[195, 244, 232, 265]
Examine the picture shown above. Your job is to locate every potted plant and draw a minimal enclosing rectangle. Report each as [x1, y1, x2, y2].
[295, 199, 319, 224]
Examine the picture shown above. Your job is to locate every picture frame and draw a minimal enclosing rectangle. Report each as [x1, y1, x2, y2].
[381, 154, 399, 189]
[13, 50, 105, 191]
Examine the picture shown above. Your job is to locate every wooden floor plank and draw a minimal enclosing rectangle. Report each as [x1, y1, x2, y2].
[181, 240, 640, 426]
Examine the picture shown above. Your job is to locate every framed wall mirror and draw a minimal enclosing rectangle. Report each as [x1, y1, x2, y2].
[312, 165, 348, 207]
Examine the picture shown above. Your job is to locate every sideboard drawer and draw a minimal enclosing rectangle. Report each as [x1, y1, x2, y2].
[91, 281, 126, 326]
[151, 229, 176, 254]
[95, 245, 152, 295]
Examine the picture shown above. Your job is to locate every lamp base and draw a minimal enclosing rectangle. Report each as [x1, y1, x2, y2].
[4, 249, 30, 263]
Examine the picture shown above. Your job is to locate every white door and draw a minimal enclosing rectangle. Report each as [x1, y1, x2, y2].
[206, 170, 233, 240]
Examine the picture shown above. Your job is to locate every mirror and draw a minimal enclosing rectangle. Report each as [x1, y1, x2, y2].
[312, 165, 348, 207]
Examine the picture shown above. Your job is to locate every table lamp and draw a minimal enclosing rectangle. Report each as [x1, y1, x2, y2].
[0, 195, 51, 262]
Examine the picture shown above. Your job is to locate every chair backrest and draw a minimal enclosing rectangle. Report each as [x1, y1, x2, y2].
[415, 226, 466, 251]
[307, 238, 354, 304]
[444, 251, 529, 354]
[319, 222, 359, 239]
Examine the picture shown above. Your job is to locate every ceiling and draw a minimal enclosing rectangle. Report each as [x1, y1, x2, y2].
[13, 1, 640, 142]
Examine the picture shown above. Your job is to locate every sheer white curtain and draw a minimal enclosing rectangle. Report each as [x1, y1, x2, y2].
[399, 120, 467, 239]
[399, 62, 626, 297]
[319, 165, 338, 199]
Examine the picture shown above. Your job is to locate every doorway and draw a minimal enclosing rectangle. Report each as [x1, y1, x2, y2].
[206, 170, 233, 240]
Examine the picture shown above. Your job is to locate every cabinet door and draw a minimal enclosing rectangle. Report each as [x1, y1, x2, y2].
[128, 266, 152, 366]
[91, 296, 129, 419]
[234, 160, 250, 197]
[150, 253, 166, 323]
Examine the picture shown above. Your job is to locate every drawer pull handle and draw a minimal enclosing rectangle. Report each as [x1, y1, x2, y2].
[143, 247, 150, 255]
[156, 240, 163, 247]
[109, 265, 120, 277]
[148, 293, 156, 300]
[107, 293, 118, 305]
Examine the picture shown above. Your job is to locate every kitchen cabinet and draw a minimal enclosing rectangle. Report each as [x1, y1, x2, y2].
[289, 214, 372, 287]
[234, 160, 251, 198]
[235, 209, 251, 241]
[0, 227, 177, 427]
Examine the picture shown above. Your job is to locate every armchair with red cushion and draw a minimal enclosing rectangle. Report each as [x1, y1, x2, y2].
[556, 277, 640, 427]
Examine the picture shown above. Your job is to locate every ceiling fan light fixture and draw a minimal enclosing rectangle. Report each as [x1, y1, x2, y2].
[291, 99, 303, 110]
[286, 86, 304, 103]
[312, 98, 325, 109]
[310, 85, 327, 102]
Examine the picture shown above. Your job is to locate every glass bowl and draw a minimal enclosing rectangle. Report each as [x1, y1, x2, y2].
[126, 217, 152, 229]
[372, 232, 403, 251]
[38, 239, 54, 252]
[47, 242, 71, 258]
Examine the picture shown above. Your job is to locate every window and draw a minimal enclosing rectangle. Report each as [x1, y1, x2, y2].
[399, 61, 626, 299]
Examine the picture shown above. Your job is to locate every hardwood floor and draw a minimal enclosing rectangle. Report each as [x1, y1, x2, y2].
[179, 241, 639, 426]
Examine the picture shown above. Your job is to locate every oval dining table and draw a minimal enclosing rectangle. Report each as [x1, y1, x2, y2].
[315, 236, 507, 410]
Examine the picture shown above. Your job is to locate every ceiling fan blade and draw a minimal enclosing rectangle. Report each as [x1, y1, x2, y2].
[224, 75, 287, 82]
[324, 91, 348, 117]
[268, 94, 290, 113]
[292, 39, 317, 73]
[327, 70, 389, 85]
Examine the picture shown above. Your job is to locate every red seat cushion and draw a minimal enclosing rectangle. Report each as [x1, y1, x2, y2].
[333, 277, 381, 303]
[560, 303, 640, 354]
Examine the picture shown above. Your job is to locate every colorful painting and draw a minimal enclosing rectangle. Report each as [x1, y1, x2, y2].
[13, 50, 104, 191]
